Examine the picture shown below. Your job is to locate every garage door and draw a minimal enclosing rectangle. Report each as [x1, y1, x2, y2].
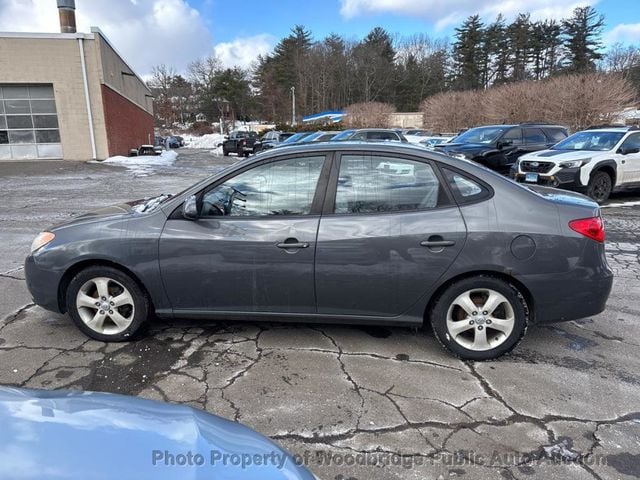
[0, 84, 62, 160]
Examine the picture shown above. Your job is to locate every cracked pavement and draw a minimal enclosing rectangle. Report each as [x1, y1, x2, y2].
[1, 150, 639, 479]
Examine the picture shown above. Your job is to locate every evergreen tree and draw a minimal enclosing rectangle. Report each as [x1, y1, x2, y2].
[562, 6, 605, 72]
[452, 15, 485, 90]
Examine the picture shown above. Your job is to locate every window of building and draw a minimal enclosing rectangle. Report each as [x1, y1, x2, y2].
[0, 84, 61, 160]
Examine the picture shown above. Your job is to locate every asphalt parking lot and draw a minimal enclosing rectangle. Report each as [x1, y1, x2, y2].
[1, 149, 639, 480]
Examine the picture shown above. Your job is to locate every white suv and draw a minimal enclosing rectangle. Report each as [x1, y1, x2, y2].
[514, 126, 640, 203]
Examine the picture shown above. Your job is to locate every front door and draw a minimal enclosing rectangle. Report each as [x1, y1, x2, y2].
[315, 152, 467, 317]
[618, 132, 640, 183]
[159, 154, 328, 314]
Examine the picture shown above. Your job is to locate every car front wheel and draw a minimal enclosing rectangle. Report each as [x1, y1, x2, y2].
[66, 266, 149, 342]
[587, 171, 612, 204]
[430, 276, 528, 360]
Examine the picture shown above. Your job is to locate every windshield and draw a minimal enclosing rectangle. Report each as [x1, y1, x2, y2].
[331, 130, 355, 141]
[453, 126, 509, 145]
[553, 131, 625, 151]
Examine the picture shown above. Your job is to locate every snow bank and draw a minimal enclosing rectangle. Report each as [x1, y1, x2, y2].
[183, 133, 226, 149]
[99, 150, 178, 176]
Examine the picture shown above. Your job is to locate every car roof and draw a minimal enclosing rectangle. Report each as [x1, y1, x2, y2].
[582, 127, 632, 133]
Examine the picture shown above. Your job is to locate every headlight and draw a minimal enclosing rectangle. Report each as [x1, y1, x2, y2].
[30, 232, 55, 254]
[560, 159, 590, 169]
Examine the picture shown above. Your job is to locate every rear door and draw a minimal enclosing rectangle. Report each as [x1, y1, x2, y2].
[314, 152, 467, 317]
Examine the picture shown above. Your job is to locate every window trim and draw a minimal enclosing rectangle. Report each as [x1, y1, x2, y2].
[170, 152, 333, 221]
[322, 151, 455, 217]
[438, 164, 495, 206]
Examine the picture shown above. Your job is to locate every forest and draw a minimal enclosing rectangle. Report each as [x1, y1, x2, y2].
[149, 6, 640, 130]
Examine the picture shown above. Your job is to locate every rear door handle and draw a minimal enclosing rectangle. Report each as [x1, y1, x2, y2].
[420, 240, 456, 248]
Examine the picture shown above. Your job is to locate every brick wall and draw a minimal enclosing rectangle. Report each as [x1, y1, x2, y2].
[101, 84, 154, 157]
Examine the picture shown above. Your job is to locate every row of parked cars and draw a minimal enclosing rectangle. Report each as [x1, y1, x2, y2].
[223, 123, 639, 203]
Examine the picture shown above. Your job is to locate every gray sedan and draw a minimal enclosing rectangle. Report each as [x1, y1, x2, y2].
[25, 143, 613, 360]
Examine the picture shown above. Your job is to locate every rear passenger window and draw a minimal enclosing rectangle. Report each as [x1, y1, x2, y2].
[334, 155, 448, 214]
[443, 168, 491, 204]
[524, 128, 547, 144]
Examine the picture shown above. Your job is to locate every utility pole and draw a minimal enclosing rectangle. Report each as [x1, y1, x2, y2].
[291, 86, 296, 126]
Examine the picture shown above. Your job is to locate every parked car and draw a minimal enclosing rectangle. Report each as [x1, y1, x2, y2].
[0, 386, 315, 480]
[222, 131, 259, 157]
[514, 126, 640, 203]
[435, 123, 568, 175]
[419, 136, 455, 149]
[404, 130, 432, 144]
[154, 135, 165, 147]
[25, 142, 612, 360]
[165, 136, 181, 149]
[331, 128, 408, 142]
[274, 131, 314, 147]
[255, 131, 296, 151]
[174, 135, 185, 147]
[297, 131, 341, 143]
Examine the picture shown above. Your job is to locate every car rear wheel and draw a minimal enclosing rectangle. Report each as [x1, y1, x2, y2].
[222, 148, 229, 156]
[587, 171, 612, 204]
[430, 277, 528, 360]
[66, 266, 149, 342]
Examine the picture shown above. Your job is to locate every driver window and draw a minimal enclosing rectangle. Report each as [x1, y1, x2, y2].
[201, 156, 325, 217]
[621, 133, 640, 150]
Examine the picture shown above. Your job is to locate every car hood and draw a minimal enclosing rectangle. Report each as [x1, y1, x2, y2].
[520, 149, 595, 161]
[50, 197, 162, 230]
[0, 387, 313, 480]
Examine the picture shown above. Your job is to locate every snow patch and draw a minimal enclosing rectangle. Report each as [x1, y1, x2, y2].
[183, 133, 226, 150]
[97, 150, 178, 176]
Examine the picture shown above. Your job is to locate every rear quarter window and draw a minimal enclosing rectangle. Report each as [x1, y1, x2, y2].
[442, 168, 492, 204]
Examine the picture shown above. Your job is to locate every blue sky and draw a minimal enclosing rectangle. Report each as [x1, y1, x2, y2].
[0, 0, 638, 75]
[194, 0, 635, 46]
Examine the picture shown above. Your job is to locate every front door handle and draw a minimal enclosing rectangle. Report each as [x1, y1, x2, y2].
[421, 239, 456, 248]
[276, 238, 309, 249]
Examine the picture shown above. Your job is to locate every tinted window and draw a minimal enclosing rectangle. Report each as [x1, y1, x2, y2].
[524, 128, 547, 144]
[443, 168, 491, 204]
[367, 131, 399, 141]
[201, 156, 325, 217]
[335, 155, 445, 214]
[502, 128, 523, 145]
[543, 128, 567, 143]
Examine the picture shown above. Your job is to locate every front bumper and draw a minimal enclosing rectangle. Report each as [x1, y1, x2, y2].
[24, 255, 64, 313]
[514, 167, 583, 189]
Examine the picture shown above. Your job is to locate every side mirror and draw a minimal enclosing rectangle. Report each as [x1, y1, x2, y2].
[182, 195, 199, 220]
[619, 146, 640, 155]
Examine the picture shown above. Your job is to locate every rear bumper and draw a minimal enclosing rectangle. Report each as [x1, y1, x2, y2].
[24, 255, 64, 314]
[524, 268, 613, 324]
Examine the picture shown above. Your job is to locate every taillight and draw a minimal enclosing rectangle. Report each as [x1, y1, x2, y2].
[569, 217, 605, 243]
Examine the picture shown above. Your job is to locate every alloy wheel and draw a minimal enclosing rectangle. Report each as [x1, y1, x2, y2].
[76, 277, 135, 335]
[445, 288, 515, 351]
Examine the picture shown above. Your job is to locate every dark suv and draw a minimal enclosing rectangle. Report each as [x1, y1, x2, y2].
[435, 124, 568, 175]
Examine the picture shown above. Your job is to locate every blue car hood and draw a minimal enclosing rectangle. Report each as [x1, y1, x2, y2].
[0, 387, 313, 480]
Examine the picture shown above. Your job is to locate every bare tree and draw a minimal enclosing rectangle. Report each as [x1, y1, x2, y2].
[345, 102, 396, 128]
[421, 90, 490, 132]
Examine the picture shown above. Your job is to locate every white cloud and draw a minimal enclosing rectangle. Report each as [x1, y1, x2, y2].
[339, 0, 598, 30]
[0, 0, 212, 75]
[606, 23, 640, 45]
[213, 34, 274, 69]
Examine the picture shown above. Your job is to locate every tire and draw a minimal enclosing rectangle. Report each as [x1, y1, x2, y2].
[66, 266, 149, 342]
[430, 276, 528, 360]
[223, 148, 229, 156]
[587, 170, 612, 204]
